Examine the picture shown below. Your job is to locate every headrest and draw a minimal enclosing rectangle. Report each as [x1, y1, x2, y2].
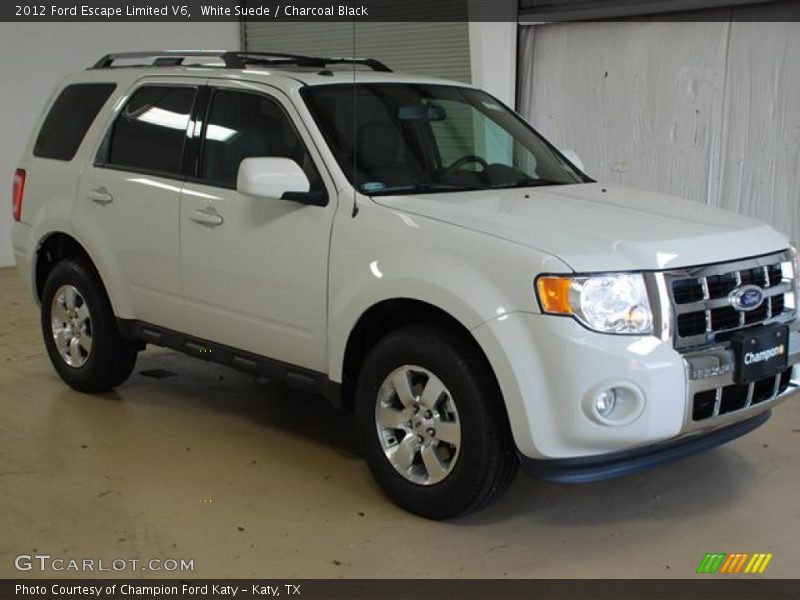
[357, 121, 403, 169]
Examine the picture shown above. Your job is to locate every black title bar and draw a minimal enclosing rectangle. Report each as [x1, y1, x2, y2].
[2, 0, 496, 22]
[3, 579, 800, 600]
[3, 0, 800, 22]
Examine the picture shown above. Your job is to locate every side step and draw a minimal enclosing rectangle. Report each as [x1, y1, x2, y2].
[117, 319, 339, 402]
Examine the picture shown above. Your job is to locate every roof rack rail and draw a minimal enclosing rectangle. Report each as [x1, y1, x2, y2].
[220, 51, 393, 72]
[91, 50, 393, 72]
[91, 50, 230, 69]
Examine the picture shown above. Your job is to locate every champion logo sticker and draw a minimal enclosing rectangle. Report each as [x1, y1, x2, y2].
[744, 344, 785, 366]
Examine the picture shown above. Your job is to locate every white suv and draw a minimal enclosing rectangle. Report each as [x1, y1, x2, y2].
[12, 50, 799, 518]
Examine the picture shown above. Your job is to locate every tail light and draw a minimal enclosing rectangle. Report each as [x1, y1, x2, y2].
[12, 168, 25, 222]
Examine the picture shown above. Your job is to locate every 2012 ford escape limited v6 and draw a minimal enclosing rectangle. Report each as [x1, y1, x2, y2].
[12, 51, 799, 518]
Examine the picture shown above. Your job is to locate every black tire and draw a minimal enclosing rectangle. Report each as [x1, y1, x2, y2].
[355, 325, 518, 519]
[41, 258, 137, 393]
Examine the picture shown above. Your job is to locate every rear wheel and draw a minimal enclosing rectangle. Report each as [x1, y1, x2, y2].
[355, 325, 518, 519]
[41, 258, 137, 393]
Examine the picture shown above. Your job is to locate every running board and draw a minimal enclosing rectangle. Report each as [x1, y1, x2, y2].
[117, 319, 340, 402]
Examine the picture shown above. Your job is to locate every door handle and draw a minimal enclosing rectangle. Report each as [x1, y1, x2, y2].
[190, 207, 224, 227]
[88, 187, 113, 205]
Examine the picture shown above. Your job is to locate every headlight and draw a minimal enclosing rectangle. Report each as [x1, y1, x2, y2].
[536, 273, 653, 335]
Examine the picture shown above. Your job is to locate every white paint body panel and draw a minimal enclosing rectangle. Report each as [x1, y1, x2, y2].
[326, 193, 570, 382]
[371, 183, 788, 273]
[473, 314, 686, 458]
[74, 170, 186, 330]
[11, 63, 796, 463]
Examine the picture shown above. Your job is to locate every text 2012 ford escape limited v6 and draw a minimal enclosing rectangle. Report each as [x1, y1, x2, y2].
[12, 50, 799, 519]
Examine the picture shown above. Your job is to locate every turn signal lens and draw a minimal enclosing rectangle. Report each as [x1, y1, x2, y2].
[536, 277, 574, 315]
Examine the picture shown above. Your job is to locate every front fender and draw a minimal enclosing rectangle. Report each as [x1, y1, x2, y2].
[327, 195, 570, 381]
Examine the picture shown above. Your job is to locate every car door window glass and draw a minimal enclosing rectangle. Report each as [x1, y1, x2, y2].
[106, 86, 196, 177]
[200, 90, 323, 190]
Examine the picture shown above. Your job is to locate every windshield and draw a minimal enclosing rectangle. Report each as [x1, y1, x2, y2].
[301, 83, 588, 196]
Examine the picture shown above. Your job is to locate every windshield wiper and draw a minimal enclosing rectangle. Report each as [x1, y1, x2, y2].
[365, 179, 570, 195]
[365, 182, 482, 195]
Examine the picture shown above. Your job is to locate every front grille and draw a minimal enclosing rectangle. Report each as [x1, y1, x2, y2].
[692, 368, 793, 421]
[668, 253, 796, 350]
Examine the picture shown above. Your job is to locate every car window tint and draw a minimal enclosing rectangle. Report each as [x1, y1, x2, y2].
[200, 90, 322, 190]
[34, 83, 116, 161]
[107, 86, 196, 177]
[302, 83, 582, 194]
[428, 100, 539, 176]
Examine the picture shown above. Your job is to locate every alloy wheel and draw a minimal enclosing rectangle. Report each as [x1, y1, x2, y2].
[51, 284, 93, 368]
[375, 365, 461, 485]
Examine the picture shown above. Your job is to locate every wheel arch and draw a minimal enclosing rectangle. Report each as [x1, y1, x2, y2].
[33, 231, 130, 317]
[336, 297, 503, 413]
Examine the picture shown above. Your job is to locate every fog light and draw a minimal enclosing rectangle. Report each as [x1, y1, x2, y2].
[594, 389, 617, 417]
[584, 381, 645, 426]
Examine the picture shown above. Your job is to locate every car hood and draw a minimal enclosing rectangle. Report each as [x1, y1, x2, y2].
[371, 183, 790, 272]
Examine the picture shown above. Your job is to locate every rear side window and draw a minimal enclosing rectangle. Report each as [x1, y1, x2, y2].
[34, 83, 116, 161]
[106, 86, 197, 177]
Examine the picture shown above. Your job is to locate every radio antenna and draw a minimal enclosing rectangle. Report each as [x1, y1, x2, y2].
[351, 19, 359, 218]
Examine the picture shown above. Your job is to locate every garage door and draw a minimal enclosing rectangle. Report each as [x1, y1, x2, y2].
[242, 19, 472, 83]
[517, 21, 800, 245]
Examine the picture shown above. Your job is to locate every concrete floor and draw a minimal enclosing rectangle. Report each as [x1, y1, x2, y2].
[1, 266, 799, 579]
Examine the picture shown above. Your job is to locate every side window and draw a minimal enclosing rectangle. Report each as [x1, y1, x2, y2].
[200, 90, 323, 190]
[34, 83, 116, 161]
[105, 86, 196, 177]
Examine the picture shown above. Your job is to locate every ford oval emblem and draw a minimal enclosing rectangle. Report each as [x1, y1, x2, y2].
[729, 284, 766, 312]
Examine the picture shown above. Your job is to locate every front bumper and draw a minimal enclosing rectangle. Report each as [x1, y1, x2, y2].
[682, 329, 799, 432]
[519, 409, 775, 483]
[472, 312, 799, 460]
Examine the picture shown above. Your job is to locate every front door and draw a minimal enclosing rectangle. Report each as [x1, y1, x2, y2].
[179, 82, 335, 372]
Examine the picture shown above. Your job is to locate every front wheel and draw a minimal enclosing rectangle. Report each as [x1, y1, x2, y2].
[41, 258, 138, 393]
[355, 325, 518, 519]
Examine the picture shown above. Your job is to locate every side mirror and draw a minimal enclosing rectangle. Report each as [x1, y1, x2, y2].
[237, 157, 326, 206]
[562, 150, 585, 173]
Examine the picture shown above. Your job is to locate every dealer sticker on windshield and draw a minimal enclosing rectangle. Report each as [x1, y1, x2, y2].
[363, 182, 386, 193]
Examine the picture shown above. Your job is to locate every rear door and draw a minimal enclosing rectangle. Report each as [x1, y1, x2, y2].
[73, 79, 203, 331]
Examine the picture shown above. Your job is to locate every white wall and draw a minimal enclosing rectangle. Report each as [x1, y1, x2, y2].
[0, 22, 240, 267]
[469, 22, 518, 107]
[519, 21, 800, 245]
